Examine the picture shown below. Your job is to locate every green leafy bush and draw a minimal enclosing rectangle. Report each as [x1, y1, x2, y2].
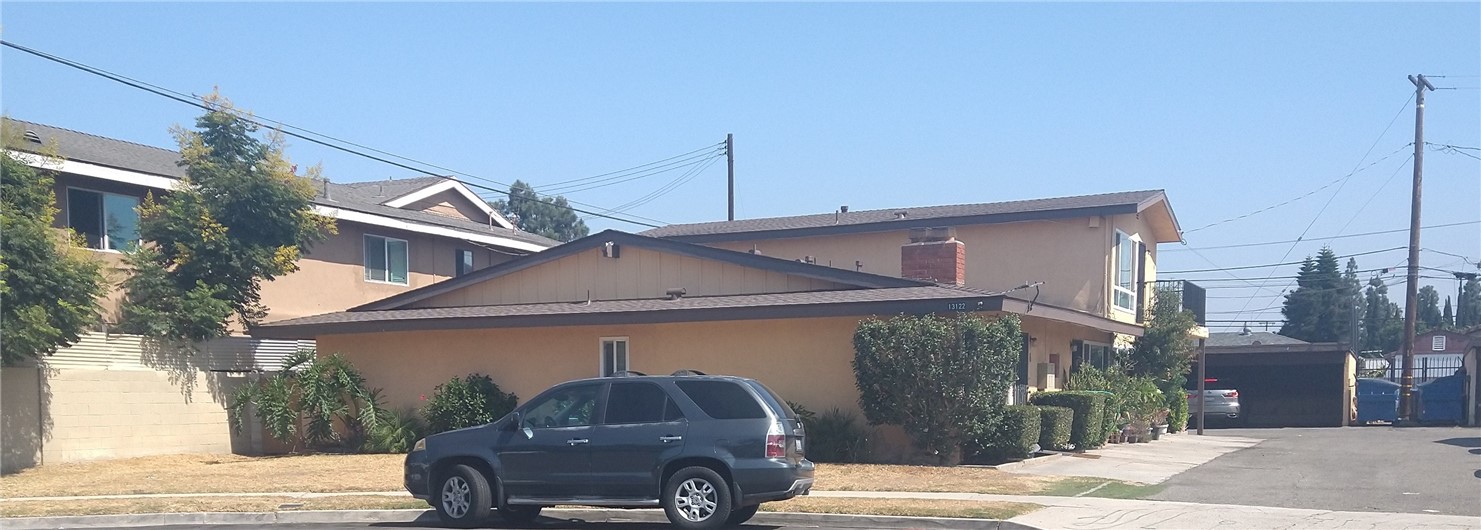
[853, 314, 1020, 465]
[806, 408, 870, 463]
[973, 405, 1041, 462]
[228, 349, 382, 452]
[424, 373, 518, 434]
[1037, 406, 1073, 450]
[1029, 391, 1106, 450]
[362, 408, 426, 453]
[1165, 384, 1189, 433]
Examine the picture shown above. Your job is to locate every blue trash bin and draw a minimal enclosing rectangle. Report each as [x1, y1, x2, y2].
[1356, 378, 1400, 423]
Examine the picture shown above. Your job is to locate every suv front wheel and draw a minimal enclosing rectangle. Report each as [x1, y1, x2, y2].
[663, 466, 734, 530]
[435, 464, 492, 527]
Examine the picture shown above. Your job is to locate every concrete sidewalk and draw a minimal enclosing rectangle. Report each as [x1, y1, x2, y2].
[995, 432, 1263, 484]
[810, 491, 1481, 530]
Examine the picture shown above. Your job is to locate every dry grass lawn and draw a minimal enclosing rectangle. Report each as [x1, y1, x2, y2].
[0, 495, 426, 518]
[1, 455, 1116, 500]
[0, 454, 405, 498]
[763, 498, 1041, 520]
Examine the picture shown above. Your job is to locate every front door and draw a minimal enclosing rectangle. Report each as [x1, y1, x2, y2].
[588, 381, 689, 499]
[496, 383, 602, 498]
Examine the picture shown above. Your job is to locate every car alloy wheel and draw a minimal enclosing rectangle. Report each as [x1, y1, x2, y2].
[441, 475, 471, 519]
[674, 477, 719, 522]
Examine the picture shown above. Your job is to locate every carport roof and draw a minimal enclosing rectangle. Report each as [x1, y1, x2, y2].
[251, 284, 1146, 339]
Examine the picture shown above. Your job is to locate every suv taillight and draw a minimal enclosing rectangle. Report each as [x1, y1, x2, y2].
[765, 423, 785, 458]
[1223, 390, 1239, 398]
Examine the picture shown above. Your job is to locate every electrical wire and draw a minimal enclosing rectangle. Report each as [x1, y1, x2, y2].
[1320, 155, 1413, 247]
[1163, 221, 1480, 252]
[538, 148, 725, 195]
[1, 39, 682, 229]
[1159, 247, 1407, 274]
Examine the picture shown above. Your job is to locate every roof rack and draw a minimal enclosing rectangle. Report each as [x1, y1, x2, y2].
[609, 370, 649, 377]
[670, 369, 708, 376]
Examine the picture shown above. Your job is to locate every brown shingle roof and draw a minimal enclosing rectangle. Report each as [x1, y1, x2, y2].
[641, 190, 1169, 241]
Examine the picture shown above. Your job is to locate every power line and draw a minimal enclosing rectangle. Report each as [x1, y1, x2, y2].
[1182, 143, 1412, 234]
[1, 39, 678, 229]
[539, 147, 725, 195]
[1160, 247, 1407, 274]
[537, 142, 724, 189]
[1163, 220, 1480, 252]
[1421, 248, 1478, 265]
[1321, 155, 1413, 247]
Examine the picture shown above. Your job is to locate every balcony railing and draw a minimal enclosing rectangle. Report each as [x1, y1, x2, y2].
[1151, 279, 1206, 326]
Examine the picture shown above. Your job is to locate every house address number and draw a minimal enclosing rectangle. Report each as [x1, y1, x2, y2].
[947, 302, 968, 311]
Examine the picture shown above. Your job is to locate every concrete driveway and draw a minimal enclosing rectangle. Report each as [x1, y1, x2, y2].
[1151, 426, 1481, 516]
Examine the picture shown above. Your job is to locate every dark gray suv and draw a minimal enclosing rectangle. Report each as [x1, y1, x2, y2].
[404, 372, 814, 529]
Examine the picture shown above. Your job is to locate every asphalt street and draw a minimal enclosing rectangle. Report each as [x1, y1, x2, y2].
[1151, 426, 1481, 516]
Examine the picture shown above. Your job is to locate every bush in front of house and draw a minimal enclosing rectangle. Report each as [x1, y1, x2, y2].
[806, 407, 871, 463]
[362, 407, 427, 453]
[853, 313, 1021, 465]
[1165, 381, 1190, 433]
[1037, 405, 1073, 451]
[227, 349, 384, 452]
[1030, 391, 1106, 450]
[424, 373, 519, 434]
[972, 404, 1041, 462]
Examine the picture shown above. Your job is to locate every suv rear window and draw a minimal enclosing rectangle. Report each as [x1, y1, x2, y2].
[747, 380, 798, 419]
[675, 380, 766, 419]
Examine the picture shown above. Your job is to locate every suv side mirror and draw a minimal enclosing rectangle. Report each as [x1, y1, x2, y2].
[506, 411, 523, 431]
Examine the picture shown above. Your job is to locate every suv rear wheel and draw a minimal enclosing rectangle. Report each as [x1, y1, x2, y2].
[663, 466, 733, 530]
[435, 464, 492, 527]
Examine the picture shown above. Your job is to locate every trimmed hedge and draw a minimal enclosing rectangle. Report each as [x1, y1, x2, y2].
[1037, 406, 1073, 451]
[1166, 385, 1190, 433]
[1031, 391, 1107, 450]
[977, 404, 1042, 461]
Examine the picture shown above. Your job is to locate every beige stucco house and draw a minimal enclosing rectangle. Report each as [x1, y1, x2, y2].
[254, 191, 1183, 459]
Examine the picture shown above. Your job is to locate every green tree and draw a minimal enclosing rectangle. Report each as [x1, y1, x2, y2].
[1417, 285, 1442, 332]
[1362, 278, 1403, 353]
[490, 180, 590, 242]
[118, 95, 335, 341]
[228, 349, 383, 452]
[0, 125, 106, 366]
[1280, 248, 1352, 342]
[1128, 286, 1198, 384]
[852, 313, 1020, 465]
[423, 373, 519, 434]
[1442, 296, 1454, 329]
[1461, 277, 1481, 328]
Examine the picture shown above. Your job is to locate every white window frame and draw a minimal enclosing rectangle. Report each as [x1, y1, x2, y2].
[65, 186, 141, 252]
[1111, 230, 1138, 313]
[600, 337, 629, 377]
[364, 234, 410, 286]
[1082, 341, 1114, 371]
[1432, 335, 1445, 351]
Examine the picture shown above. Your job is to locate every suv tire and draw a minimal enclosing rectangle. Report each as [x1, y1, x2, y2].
[434, 464, 492, 527]
[499, 504, 542, 524]
[725, 504, 760, 526]
[663, 466, 733, 530]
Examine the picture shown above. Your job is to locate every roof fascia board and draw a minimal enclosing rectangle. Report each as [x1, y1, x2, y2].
[351, 230, 929, 311]
[660, 204, 1142, 244]
[320, 206, 547, 253]
[998, 297, 1145, 337]
[257, 295, 1010, 339]
[382, 179, 513, 229]
[1132, 191, 1184, 244]
[11, 150, 175, 190]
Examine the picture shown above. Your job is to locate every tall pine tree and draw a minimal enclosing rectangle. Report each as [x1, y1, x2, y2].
[1442, 297, 1454, 329]
[1416, 285, 1442, 332]
[1459, 277, 1481, 328]
[1362, 277, 1403, 353]
[1280, 248, 1350, 342]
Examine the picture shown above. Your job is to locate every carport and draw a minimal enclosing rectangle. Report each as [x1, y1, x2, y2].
[1196, 342, 1356, 427]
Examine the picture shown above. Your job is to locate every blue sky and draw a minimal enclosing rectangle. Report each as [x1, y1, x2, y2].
[3, 2, 1478, 330]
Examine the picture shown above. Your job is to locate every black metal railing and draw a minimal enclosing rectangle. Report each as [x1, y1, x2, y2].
[1152, 279, 1207, 325]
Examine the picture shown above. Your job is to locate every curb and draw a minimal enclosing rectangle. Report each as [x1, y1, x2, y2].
[1, 508, 1043, 530]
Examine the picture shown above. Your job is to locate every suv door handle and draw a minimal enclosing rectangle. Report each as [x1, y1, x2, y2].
[659, 436, 684, 443]
[567, 438, 589, 445]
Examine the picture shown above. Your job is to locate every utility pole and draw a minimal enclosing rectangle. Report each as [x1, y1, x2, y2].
[1196, 337, 1206, 435]
[726, 133, 735, 221]
[1398, 74, 1435, 422]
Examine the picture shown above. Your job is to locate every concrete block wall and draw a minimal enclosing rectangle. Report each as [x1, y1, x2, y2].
[42, 369, 238, 463]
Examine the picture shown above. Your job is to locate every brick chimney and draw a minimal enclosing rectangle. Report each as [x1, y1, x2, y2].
[901, 227, 964, 286]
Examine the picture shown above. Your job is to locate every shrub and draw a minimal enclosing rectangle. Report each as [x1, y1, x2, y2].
[853, 314, 1021, 465]
[1165, 384, 1189, 433]
[973, 405, 1041, 462]
[1037, 406, 1073, 450]
[1030, 391, 1106, 450]
[424, 374, 518, 434]
[362, 408, 426, 453]
[228, 349, 383, 452]
[805, 408, 870, 463]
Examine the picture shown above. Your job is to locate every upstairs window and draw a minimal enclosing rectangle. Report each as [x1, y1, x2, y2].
[364, 234, 409, 285]
[67, 188, 139, 251]
[1112, 231, 1137, 313]
[455, 249, 474, 277]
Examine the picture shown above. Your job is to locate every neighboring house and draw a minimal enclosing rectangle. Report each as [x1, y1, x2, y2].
[1383, 329, 1470, 383]
[5, 118, 558, 325]
[1206, 331, 1308, 348]
[1198, 342, 1356, 427]
[0, 119, 556, 471]
[254, 189, 1185, 460]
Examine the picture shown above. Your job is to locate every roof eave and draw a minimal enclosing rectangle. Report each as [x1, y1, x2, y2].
[658, 203, 1145, 244]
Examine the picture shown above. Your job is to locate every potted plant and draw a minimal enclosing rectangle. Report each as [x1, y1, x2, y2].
[1151, 408, 1170, 440]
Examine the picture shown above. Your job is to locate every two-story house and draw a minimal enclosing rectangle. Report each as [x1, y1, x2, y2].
[252, 189, 1184, 460]
[6, 118, 558, 325]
